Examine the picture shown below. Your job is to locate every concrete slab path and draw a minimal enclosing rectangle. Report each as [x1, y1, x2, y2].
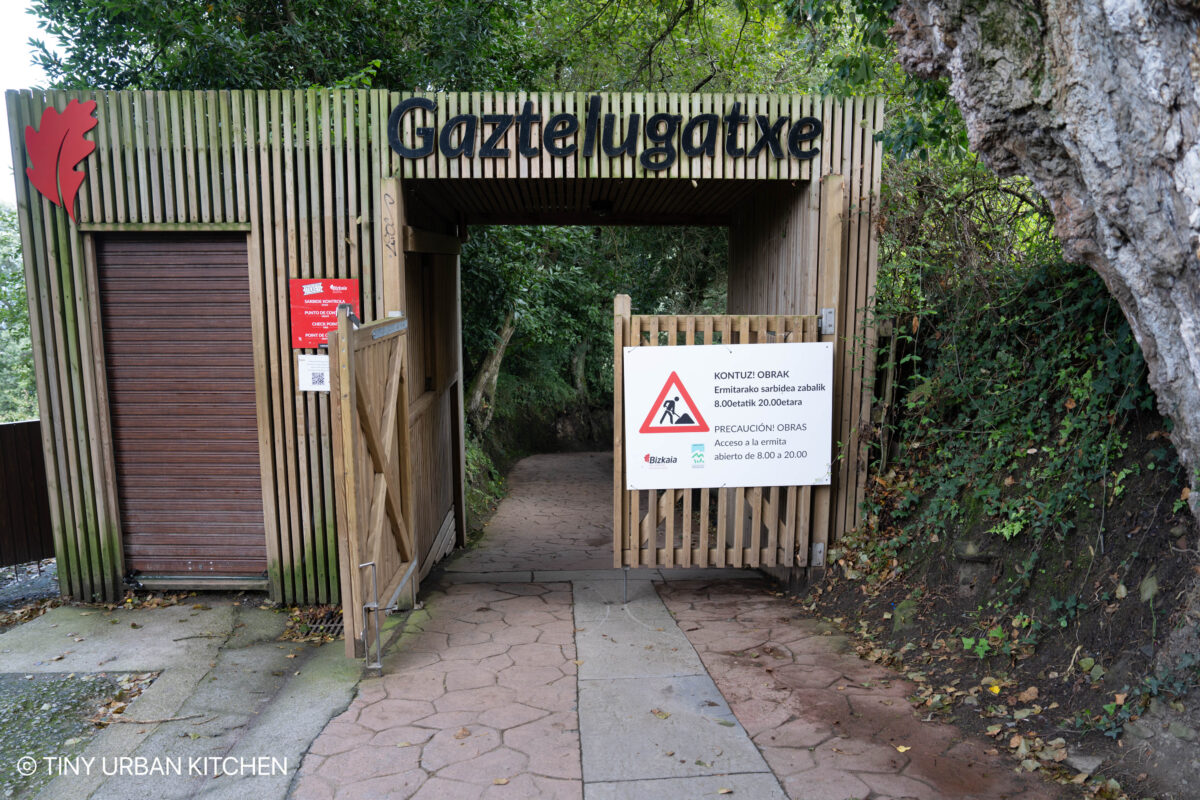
[0, 600, 359, 800]
[293, 452, 1067, 800]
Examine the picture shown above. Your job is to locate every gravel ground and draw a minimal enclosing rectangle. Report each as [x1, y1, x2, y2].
[0, 672, 120, 799]
[0, 561, 59, 614]
[0, 559, 153, 799]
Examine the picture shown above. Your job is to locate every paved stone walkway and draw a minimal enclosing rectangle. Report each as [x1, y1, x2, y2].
[446, 453, 613, 575]
[659, 580, 1063, 800]
[293, 581, 581, 800]
[292, 452, 1065, 799]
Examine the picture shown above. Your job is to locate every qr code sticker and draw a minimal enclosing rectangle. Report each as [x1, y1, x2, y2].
[311, 372, 326, 386]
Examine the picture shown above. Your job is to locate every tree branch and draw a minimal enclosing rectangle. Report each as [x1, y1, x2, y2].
[631, 0, 695, 87]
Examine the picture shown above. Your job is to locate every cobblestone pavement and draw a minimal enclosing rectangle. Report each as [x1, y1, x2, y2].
[445, 453, 613, 574]
[292, 581, 582, 800]
[659, 580, 1065, 800]
[292, 452, 1066, 799]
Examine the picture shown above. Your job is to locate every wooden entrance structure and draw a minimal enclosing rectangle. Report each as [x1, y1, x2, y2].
[7, 89, 882, 602]
[328, 306, 417, 658]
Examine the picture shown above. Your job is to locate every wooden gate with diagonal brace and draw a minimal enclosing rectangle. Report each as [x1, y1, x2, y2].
[329, 305, 418, 659]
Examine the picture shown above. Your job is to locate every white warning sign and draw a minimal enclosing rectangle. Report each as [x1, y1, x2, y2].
[623, 342, 833, 490]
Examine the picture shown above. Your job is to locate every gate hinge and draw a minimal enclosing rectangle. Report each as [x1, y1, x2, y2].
[818, 308, 836, 335]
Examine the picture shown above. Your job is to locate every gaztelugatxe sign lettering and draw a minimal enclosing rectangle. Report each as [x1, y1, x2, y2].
[388, 96, 822, 172]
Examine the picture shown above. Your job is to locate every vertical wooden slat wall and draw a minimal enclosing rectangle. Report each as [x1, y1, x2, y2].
[726, 97, 885, 564]
[5, 89, 399, 603]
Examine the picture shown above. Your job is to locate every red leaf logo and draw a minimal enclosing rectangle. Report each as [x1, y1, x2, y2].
[24, 99, 98, 223]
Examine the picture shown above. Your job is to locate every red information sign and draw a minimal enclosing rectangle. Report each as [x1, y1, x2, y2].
[289, 279, 360, 348]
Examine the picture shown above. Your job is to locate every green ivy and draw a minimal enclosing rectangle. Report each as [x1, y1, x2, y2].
[887, 257, 1154, 547]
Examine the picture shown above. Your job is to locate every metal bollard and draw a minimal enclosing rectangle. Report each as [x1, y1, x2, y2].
[359, 561, 383, 669]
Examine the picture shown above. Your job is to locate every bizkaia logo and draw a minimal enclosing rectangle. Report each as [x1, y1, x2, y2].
[643, 453, 677, 468]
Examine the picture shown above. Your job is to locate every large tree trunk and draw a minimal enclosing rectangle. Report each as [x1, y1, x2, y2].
[890, 0, 1200, 513]
[890, 4, 1200, 786]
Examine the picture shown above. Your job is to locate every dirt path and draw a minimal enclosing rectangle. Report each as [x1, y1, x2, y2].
[292, 453, 1066, 799]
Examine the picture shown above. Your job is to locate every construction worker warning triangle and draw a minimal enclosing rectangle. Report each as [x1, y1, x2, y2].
[639, 371, 710, 433]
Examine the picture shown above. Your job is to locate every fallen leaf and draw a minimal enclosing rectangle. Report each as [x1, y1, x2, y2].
[493, 778, 509, 785]
[988, 685, 1001, 695]
[718, 790, 733, 795]
[895, 745, 911, 752]
[1017, 686, 1039, 703]
[651, 708, 670, 720]
[453, 728, 471, 740]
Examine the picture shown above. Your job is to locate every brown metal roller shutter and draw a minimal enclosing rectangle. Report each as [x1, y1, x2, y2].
[98, 234, 266, 578]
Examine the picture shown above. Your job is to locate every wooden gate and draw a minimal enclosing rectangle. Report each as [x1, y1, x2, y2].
[329, 305, 418, 658]
[613, 300, 830, 570]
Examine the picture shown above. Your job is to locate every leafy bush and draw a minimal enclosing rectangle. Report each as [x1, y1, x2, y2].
[870, 156, 1157, 548]
[464, 435, 505, 535]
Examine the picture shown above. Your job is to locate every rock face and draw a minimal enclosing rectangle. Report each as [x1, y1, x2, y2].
[890, 0, 1200, 510]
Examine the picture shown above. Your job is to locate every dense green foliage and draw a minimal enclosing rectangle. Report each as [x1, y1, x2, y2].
[0, 205, 37, 422]
[30, 0, 828, 94]
[460, 225, 726, 508]
[538, 0, 818, 92]
[864, 154, 1160, 556]
[30, 0, 546, 90]
[462, 225, 725, 401]
[782, 0, 966, 159]
[882, 253, 1154, 544]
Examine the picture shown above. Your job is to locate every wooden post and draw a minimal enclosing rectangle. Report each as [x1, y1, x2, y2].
[452, 254, 468, 548]
[613, 294, 631, 567]
[329, 307, 362, 658]
[381, 177, 404, 317]
[811, 174, 845, 572]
